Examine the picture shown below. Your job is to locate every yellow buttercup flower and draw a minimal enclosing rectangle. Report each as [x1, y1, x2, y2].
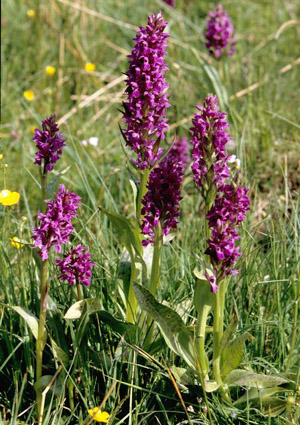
[30, 125, 36, 133]
[10, 237, 24, 249]
[27, 9, 36, 18]
[45, 66, 56, 76]
[0, 154, 3, 160]
[85, 63, 96, 73]
[0, 190, 20, 206]
[23, 90, 35, 101]
[88, 407, 109, 423]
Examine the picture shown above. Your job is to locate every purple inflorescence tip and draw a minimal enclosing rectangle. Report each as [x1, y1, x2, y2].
[191, 95, 231, 191]
[33, 115, 66, 172]
[32, 184, 81, 260]
[56, 244, 94, 287]
[205, 4, 235, 59]
[122, 13, 170, 170]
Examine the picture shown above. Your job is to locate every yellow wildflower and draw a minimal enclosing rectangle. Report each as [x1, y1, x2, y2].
[0, 190, 20, 206]
[45, 66, 56, 76]
[88, 407, 109, 423]
[10, 237, 24, 249]
[23, 90, 35, 101]
[30, 125, 36, 133]
[0, 154, 3, 160]
[85, 63, 96, 73]
[27, 9, 36, 18]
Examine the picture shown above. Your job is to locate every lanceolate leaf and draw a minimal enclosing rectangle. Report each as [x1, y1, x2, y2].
[225, 369, 289, 388]
[234, 386, 289, 406]
[221, 332, 253, 378]
[12, 306, 47, 345]
[133, 283, 196, 368]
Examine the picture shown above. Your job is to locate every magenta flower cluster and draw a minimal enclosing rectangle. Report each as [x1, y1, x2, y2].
[206, 185, 250, 282]
[56, 244, 94, 287]
[33, 115, 66, 172]
[191, 95, 250, 291]
[141, 148, 184, 246]
[33, 185, 81, 260]
[191, 95, 230, 191]
[205, 4, 235, 59]
[122, 13, 170, 170]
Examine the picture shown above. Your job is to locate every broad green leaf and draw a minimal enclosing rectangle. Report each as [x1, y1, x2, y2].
[170, 366, 196, 386]
[117, 259, 131, 301]
[12, 306, 47, 344]
[204, 381, 219, 392]
[193, 273, 215, 315]
[219, 320, 237, 353]
[234, 386, 289, 406]
[34, 375, 63, 397]
[64, 298, 102, 319]
[260, 397, 288, 417]
[100, 208, 142, 257]
[133, 283, 195, 368]
[50, 337, 69, 366]
[221, 332, 253, 378]
[225, 369, 289, 388]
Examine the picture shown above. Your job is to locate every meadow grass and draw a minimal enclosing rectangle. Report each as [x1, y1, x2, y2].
[0, 0, 299, 423]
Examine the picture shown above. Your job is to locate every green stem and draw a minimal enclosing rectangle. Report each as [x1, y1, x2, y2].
[40, 170, 47, 212]
[126, 254, 138, 324]
[212, 283, 231, 402]
[36, 259, 49, 416]
[144, 226, 163, 346]
[196, 305, 210, 379]
[76, 281, 83, 302]
[149, 225, 162, 295]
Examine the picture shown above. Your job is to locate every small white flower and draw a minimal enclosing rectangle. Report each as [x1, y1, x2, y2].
[228, 154, 241, 169]
[81, 139, 88, 146]
[89, 137, 99, 147]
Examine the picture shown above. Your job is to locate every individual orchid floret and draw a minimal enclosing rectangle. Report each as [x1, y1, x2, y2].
[205, 4, 235, 59]
[122, 13, 170, 170]
[141, 151, 184, 246]
[33, 115, 66, 172]
[191, 95, 231, 193]
[205, 184, 250, 283]
[32, 185, 81, 260]
[56, 244, 94, 287]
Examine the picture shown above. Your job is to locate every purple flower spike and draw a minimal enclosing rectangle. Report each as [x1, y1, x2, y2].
[205, 185, 250, 279]
[33, 185, 81, 260]
[191, 95, 231, 191]
[141, 150, 184, 246]
[56, 244, 94, 287]
[33, 115, 66, 172]
[122, 13, 170, 170]
[205, 4, 235, 59]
